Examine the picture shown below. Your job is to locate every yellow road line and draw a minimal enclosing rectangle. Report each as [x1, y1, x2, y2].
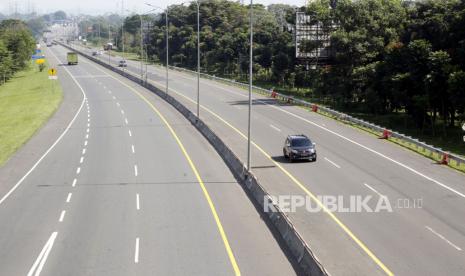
[83, 56, 392, 275]
[142, 71, 394, 276]
[84, 61, 241, 276]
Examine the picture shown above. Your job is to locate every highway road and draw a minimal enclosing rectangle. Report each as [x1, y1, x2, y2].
[81, 44, 465, 275]
[0, 44, 299, 275]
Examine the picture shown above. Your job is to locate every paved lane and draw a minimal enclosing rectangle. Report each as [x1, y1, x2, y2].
[0, 44, 297, 276]
[85, 46, 465, 275]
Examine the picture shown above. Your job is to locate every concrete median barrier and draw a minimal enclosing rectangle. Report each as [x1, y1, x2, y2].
[59, 42, 329, 276]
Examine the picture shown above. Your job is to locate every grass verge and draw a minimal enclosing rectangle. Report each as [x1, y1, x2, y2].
[0, 63, 63, 166]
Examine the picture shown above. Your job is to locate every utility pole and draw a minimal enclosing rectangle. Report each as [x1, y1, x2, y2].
[196, 1, 200, 118]
[121, 0, 125, 59]
[247, 0, 253, 173]
[165, 8, 169, 96]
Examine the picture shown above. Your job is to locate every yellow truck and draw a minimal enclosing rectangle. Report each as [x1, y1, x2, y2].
[67, 52, 78, 65]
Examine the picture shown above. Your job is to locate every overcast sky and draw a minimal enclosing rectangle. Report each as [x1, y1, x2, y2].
[2, 0, 307, 15]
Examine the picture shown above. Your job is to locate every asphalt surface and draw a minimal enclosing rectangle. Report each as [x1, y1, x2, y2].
[82, 45, 465, 275]
[0, 44, 298, 275]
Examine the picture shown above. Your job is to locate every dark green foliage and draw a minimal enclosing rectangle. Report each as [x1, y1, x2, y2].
[0, 19, 35, 84]
[118, 0, 465, 138]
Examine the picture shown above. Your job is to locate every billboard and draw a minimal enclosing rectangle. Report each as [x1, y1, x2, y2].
[295, 12, 332, 64]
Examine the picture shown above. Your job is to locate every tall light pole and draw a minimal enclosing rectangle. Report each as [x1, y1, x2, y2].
[108, 23, 111, 65]
[121, 0, 125, 58]
[165, 8, 169, 96]
[196, 1, 200, 119]
[247, 0, 253, 173]
[126, 9, 145, 83]
[146, 3, 169, 96]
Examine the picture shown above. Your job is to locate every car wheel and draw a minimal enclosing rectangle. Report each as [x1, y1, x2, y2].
[283, 148, 288, 158]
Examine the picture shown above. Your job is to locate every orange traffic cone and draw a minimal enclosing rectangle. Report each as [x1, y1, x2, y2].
[439, 153, 449, 165]
[381, 129, 391, 139]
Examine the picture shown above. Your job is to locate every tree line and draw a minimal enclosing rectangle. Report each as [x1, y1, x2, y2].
[116, 0, 464, 137]
[308, 0, 465, 135]
[0, 19, 36, 84]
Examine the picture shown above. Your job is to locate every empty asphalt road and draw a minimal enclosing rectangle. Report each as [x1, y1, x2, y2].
[0, 44, 298, 276]
[81, 44, 465, 275]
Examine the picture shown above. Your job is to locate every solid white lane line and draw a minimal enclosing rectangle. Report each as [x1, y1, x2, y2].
[84, 140, 88, 146]
[324, 157, 341, 169]
[136, 194, 140, 210]
[59, 210, 66, 222]
[262, 101, 465, 199]
[0, 49, 87, 206]
[134, 165, 138, 176]
[76, 167, 81, 174]
[425, 226, 462, 251]
[189, 74, 465, 199]
[72, 178, 77, 187]
[128, 130, 132, 137]
[66, 193, 72, 203]
[131, 145, 135, 153]
[27, 232, 58, 276]
[269, 124, 281, 132]
[364, 183, 386, 198]
[125, 118, 128, 125]
[79, 157, 84, 164]
[134, 238, 140, 263]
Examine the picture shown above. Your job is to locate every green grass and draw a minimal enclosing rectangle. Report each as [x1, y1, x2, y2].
[110, 50, 141, 61]
[0, 64, 63, 166]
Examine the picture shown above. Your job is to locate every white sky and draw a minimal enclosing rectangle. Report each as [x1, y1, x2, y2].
[2, 0, 307, 15]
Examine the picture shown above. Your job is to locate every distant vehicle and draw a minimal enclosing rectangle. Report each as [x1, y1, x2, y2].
[118, 60, 127, 67]
[67, 52, 78, 65]
[52, 41, 57, 45]
[283, 134, 317, 162]
[92, 51, 98, 56]
[103, 42, 113, 51]
[46, 43, 52, 47]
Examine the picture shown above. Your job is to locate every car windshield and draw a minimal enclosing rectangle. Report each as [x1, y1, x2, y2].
[291, 138, 311, 147]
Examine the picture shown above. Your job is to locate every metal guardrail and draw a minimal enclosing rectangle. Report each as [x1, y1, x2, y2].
[167, 65, 465, 172]
[67, 41, 465, 171]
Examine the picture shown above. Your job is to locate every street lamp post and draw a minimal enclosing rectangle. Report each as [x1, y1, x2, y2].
[165, 9, 169, 96]
[247, 0, 253, 173]
[127, 9, 145, 83]
[145, 3, 169, 96]
[196, 1, 200, 119]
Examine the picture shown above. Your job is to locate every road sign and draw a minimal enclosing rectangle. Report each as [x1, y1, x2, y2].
[35, 59, 45, 65]
[48, 76, 58, 80]
[48, 68, 57, 76]
[32, 55, 45, 60]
